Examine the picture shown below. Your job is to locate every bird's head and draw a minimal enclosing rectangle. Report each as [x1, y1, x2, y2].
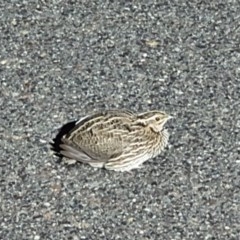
[136, 111, 172, 133]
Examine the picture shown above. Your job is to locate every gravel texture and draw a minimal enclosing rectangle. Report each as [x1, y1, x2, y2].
[1, 1, 240, 240]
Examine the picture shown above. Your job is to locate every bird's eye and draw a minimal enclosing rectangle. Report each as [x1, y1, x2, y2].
[155, 117, 160, 121]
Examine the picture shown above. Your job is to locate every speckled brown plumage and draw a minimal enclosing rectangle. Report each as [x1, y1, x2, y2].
[60, 110, 172, 171]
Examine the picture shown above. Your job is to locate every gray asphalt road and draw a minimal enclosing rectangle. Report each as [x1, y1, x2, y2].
[1, 1, 240, 240]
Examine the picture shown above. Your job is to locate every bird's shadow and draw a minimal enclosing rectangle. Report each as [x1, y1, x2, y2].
[50, 120, 77, 162]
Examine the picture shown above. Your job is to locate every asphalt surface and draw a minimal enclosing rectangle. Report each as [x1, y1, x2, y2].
[1, 1, 240, 240]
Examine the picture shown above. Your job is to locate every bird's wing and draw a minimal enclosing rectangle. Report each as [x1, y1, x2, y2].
[61, 131, 125, 163]
[75, 132, 125, 160]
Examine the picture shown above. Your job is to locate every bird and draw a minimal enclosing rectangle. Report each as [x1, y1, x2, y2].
[60, 109, 172, 171]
